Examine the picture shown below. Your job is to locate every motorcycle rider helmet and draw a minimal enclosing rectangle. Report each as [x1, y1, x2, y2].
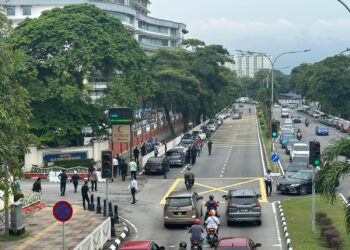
[210, 209, 216, 216]
[194, 218, 201, 224]
[209, 194, 214, 200]
[179, 241, 187, 248]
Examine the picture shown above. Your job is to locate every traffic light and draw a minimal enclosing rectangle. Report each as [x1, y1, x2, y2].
[309, 141, 321, 167]
[101, 150, 113, 178]
[271, 121, 278, 138]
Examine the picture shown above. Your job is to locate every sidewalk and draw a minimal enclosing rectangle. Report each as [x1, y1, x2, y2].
[0, 204, 112, 250]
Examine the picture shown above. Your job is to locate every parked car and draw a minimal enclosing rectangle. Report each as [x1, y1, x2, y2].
[283, 163, 309, 178]
[276, 170, 313, 195]
[315, 126, 329, 136]
[207, 123, 217, 132]
[290, 143, 309, 162]
[339, 120, 350, 133]
[312, 110, 321, 118]
[144, 156, 165, 175]
[119, 241, 160, 250]
[181, 132, 194, 144]
[223, 189, 262, 226]
[163, 191, 203, 227]
[296, 106, 304, 112]
[216, 237, 262, 249]
[285, 139, 299, 155]
[192, 129, 206, 140]
[166, 147, 186, 167]
[232, 112, 242, 119]
[291, 114, 302, 123]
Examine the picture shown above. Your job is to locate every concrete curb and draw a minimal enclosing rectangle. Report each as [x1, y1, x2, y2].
[109, 222, 129, 250]
[276, 201, 293, 250]
[337, 193, 349, 207]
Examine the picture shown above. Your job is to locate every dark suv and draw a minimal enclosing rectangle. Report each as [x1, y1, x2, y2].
[223, 189, 262, 226]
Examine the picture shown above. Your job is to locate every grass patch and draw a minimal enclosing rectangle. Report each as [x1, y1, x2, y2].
[0, 232, 29, 242]
[282, 195, 350, 250]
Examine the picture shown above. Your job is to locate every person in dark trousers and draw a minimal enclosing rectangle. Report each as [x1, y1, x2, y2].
[162, 157, 170, 179]
[32, 177, 42, 193]
[207, 140, 213, 155]
[133, 146, 140, 163]
[141, 142, 146, 157]
[58, 170, 68, 196]
[70, 170, 80, 193]
[116, 154, 122, 176]
[90, 168, 98, 191]
[88, 161, 94, 180]
[191, 145, 197, 165]
[128, 177, 138, 204]
[264, 169, 273, 196]
[185, 145, 192, 164]
[113, 155, 119, 180]
[120, 159, 128, 181]
[81, 181, 90, 210]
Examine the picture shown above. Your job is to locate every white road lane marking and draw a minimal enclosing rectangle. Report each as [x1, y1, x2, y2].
[119, 215, 139, 238]
[272, 202, 283, 250]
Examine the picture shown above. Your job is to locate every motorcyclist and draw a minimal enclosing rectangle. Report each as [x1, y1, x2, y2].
[205, 195, 219, 218]
[188, 218, 204, 248]
[184, 166, 195, 188]
[305, 118, 309, 127]
[205, 210, 220, 235]
[179, 241, 187, 250]
[296, 128, 302, 140]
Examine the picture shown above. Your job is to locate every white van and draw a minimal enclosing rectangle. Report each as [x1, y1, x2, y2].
[281, 108, 290, 118]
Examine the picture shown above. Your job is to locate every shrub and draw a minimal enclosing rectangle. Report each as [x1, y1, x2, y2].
[329, 237, 343, 249]
[316, 212, 328, 225]
[319, 217, 333, 226]
[323, 229, 340, 243]
[320, 225, 335, 237]
[52, 159, 94, 168]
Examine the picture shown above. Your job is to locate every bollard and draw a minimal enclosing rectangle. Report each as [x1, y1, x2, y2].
[89, 194, 95, 211]
[114, 205, 119, 224]
[103, 199, 107, 217]
[110, 216, 116, 237]
[96, 196, 102, 214]
[108, 202, 113, 217]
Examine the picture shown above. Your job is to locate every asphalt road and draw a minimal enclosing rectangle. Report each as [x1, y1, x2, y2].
[121, 105, 284, 250]
[271, 106, 350, 202]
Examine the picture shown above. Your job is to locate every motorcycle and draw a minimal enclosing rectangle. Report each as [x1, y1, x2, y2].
[206, 228, 219, 248]
[190, 239, 202, 250]
[185, 179, 194, 190]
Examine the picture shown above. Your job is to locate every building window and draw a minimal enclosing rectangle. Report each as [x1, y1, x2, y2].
[107, 11, 132, 24]
[22, 6, 32, 16]
[139, 21, 169, 34]
[5, 6, 16, 16]
[138, 36, 169, 47]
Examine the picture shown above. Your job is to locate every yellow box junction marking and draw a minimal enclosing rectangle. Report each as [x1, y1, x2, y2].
[160, 178, 268, 205]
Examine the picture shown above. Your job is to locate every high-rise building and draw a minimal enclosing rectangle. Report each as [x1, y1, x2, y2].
[0, 0, 187, 54]
[227, 52, 272, 78]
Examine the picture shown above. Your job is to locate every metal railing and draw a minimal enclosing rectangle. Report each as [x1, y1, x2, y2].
[19, 192, 42, 208]
[74, 217, 111, 250]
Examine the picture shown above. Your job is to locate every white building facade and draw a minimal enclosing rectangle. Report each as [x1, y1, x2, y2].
[228, 52, 272, 78]
[0, 0, 187, 54]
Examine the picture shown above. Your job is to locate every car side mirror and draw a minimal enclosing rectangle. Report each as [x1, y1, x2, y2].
[222, 195, 227, 199]
[197, 196, 203, 200]
[255, 243, 262, 247]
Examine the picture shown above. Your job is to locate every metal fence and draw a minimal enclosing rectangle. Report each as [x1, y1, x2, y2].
[74, 217, 111, 250]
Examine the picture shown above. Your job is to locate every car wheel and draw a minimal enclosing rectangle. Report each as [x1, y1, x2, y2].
[227, 220, 232, 226]
[164, 223, 168, 228]
[299, 186, 308, 195]
[256, 220, 262, 226]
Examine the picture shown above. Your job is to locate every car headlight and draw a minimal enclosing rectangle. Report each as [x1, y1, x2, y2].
[191, 215, 196, 218]
[291, 184, 301, 187]
[164, 216, 169, 219]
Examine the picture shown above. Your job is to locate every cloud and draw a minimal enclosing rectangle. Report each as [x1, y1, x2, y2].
[187, 18, 350, 45]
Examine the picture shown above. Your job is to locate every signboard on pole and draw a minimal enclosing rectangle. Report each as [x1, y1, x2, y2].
[53, 201, 73, 222]
[271, 153, 279, 163]
[108, 108, 133, 125]
[112, 125, 131, 143]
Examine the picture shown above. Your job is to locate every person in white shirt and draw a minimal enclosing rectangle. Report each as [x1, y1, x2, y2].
[129, 159, 138, 180]
[264, 169, 273, 196]
[112, 156, 119, 180]
[205, 210, 220, 234]
[128, 177, 138, 204]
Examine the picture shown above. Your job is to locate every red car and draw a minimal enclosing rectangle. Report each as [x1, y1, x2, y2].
[216, 237, 262, 249]
[119, 240, 160, 250]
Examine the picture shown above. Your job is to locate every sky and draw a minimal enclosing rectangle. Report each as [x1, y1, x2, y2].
[150, 0, 350, 73]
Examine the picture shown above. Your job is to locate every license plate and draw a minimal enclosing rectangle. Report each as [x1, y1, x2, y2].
[240, 209, 249, 212]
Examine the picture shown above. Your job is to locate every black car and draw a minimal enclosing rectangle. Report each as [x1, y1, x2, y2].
[291, 115, 302, 123]
[276, 170, 313, 195]
[144, 156, 165, 175]
[285, 139, 299, 155]
[284, 163, 309, 178]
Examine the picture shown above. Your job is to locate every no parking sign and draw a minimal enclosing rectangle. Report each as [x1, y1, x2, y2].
[53, 201, 73, 250]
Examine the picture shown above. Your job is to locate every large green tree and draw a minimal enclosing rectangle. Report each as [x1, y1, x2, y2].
[7, 4, 154, 146]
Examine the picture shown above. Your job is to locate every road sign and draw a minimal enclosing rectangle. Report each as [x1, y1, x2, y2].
[112, 125, 130, 143]
[108, 107, 133, 125]
[271, 153, 279, 163]
[53, 201, 73, 223]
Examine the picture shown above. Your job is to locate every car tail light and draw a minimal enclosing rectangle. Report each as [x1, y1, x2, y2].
[208, 228, 216, 233]
[252, 201, 260, 207]
[228, 203, 236, 208]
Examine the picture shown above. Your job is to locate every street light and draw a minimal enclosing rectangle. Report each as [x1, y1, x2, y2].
[236, 49, 311, 121]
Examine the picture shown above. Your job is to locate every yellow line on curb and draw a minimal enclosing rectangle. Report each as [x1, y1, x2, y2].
[160, 178, 182, 205]
[259, 178, 268, 203]
[15, 206, 82, 250]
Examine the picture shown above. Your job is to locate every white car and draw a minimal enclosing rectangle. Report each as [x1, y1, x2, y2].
[207, 123, 217, 132]
[290, 143, 309, 162]
[282, 124, 294, 133]
[192, 130, 207, 140]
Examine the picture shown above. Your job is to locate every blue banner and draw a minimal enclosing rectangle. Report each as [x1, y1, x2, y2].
[43, 152, 88, 162]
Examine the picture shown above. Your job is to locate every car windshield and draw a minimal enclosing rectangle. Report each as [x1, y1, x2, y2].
[166, 151, 180, 156]
[291, 171, 311, 180]
[192, 131, 199, 136]
[183, 133, 191, 138]
[294, 145, 309, 151]
[167, 197, 192, 207]
[293, 156, 308, 163]
[287, 164, 307, 172]
[282, 134, 294, 140]
[287, 140, 298, 146]
[231, 196, 256, 205]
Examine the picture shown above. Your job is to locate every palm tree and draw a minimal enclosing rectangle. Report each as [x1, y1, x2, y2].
[316, 138, 350, 233]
